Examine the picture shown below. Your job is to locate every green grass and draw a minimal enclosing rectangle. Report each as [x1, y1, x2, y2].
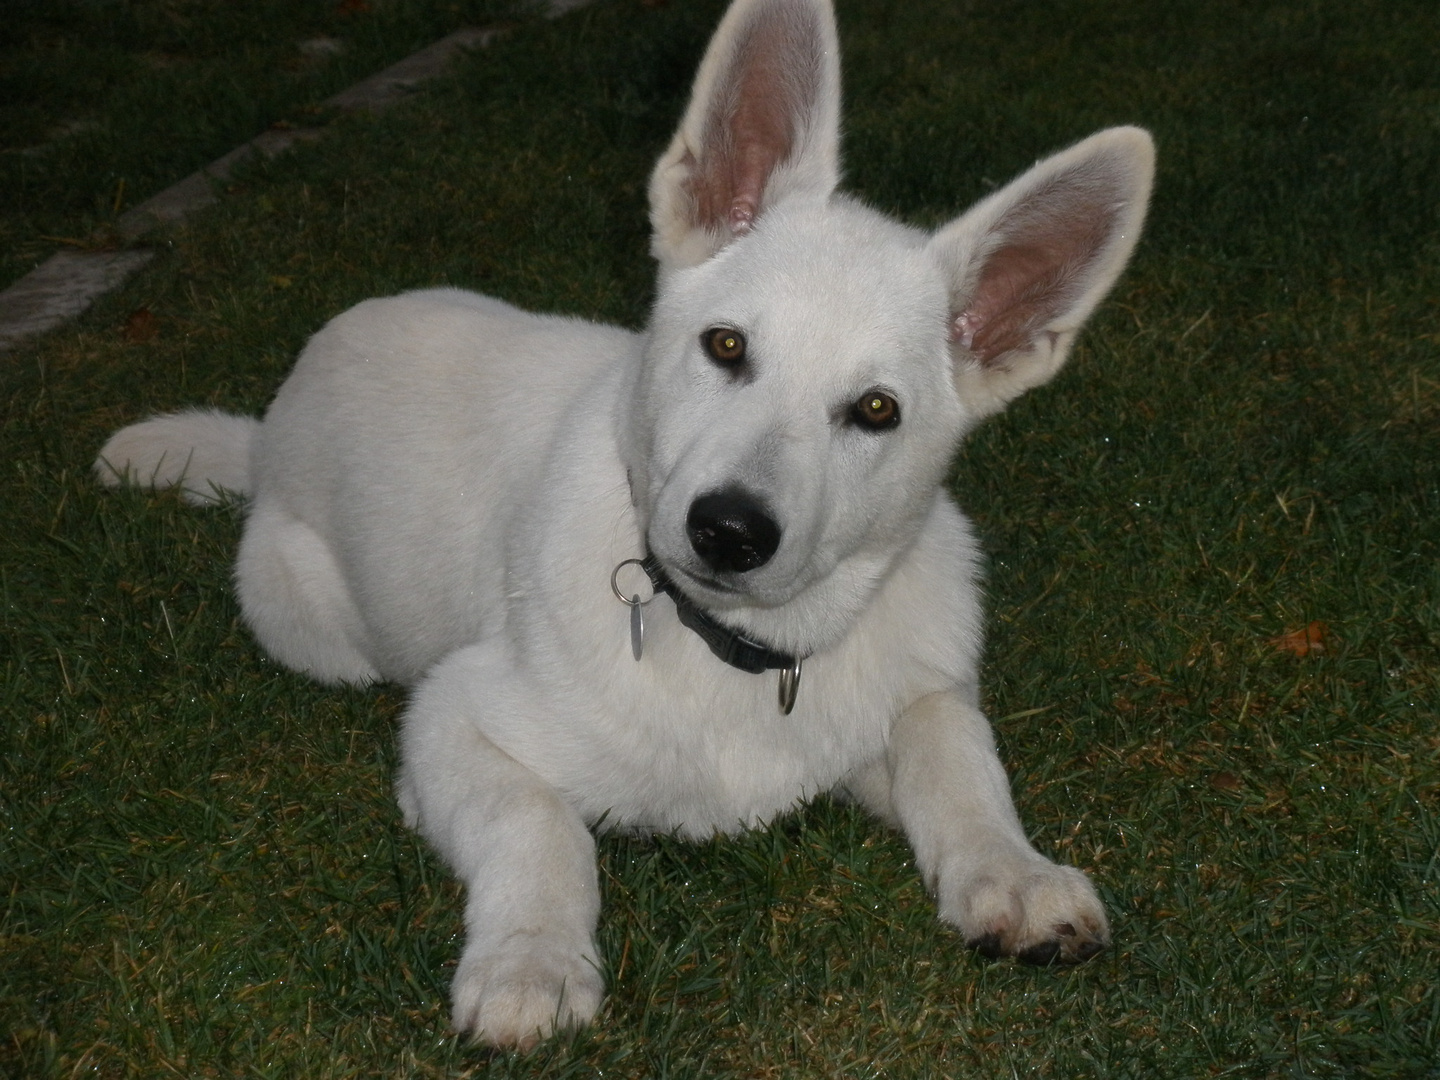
[0, 0, 525, 293]
[3, 0, 1439, 1075]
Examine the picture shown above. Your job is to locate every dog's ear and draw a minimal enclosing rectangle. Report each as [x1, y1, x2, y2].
[649, 0, 841, 272]
[930, 127, 1155, 420]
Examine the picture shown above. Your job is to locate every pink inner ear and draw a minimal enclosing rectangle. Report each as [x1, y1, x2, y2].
[950, 311, 982, 350]
[958, 196, 1118, 366]
[728, 199, 757, 233]
[685, 8, 823, 237]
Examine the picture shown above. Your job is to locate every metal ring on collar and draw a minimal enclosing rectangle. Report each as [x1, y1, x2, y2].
[778, 659, 802, 715]
[611, 558, 654, 607]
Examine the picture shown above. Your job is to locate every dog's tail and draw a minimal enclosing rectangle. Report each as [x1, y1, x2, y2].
[94, 408, 259, 505]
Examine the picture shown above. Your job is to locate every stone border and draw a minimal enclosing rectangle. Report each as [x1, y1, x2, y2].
[0, 12, 569, 353]
[0, 251, 159, 350]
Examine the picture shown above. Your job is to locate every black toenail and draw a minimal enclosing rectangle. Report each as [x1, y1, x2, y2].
[967, 932, 1005, 959]
[1018, 940, 1062, 966]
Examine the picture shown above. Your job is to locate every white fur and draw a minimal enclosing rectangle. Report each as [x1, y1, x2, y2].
[95, 407, 256, 505]
[96, 0, 1154, 1050]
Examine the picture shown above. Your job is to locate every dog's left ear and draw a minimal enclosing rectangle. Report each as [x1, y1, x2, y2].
[648, 0, 842, 273]
[930, 126, 1155, 420]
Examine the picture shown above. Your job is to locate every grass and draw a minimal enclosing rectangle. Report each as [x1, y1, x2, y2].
[3, 0, 1439, 1075]
[0, 0, 523, 293]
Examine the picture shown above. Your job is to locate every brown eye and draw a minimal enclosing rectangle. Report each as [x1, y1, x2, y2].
[853, 390, 900, 430]
[702, 327, 746, 367]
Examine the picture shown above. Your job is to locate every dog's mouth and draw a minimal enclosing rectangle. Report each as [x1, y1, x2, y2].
[647, 530, 806, 611]
[645, 557, 755, 620]
[666, 563, 739, 597]
[643, 500, 808, 612]
[649, 540, 789, 604]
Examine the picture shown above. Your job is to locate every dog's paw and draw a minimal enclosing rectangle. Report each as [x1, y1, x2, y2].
[943, 857, 1109, 965]
[451, 932, 604, 1050]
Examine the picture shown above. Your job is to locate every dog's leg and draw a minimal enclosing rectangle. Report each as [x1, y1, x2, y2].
[881, 690, 1109, 963]
[397, 647, 603, 1049]
[234, 501, 380, 684]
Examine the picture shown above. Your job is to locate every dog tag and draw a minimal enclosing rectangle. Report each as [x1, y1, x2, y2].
[611, 558, 655, 663]
[630, 595, 644, 661]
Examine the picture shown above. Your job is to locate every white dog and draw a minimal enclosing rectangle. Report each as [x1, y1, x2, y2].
[97, 0, 1154, 1049]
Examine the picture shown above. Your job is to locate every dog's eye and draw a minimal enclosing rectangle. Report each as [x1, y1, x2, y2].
[853, 390, 900, 430]
[702, 327, 747, 367]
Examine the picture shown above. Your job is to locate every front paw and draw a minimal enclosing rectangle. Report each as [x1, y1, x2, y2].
[451, 931, 604, 1050]
[943, 856, 1109, 965]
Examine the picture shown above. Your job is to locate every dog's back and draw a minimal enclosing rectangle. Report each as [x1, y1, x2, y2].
[99, 287, 641, 683]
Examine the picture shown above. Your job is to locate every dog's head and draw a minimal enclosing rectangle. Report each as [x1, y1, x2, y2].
[624, 0, 1154, 655]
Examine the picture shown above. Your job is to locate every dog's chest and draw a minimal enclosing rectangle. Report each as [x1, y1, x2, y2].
[579, 664, 891, 836]
[493, 483, 980, 838]
[493, 592, 905, 837]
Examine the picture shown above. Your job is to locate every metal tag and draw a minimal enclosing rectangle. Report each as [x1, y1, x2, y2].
[630, 595, 644, 661]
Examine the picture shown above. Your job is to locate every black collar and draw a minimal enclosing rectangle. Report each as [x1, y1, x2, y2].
[640, 555, 802, 675]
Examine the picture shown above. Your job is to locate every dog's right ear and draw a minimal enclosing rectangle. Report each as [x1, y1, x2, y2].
[649, 0, 841, 273]
[930, 126, 1155, 421]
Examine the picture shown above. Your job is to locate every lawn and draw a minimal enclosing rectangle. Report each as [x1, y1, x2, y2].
[2, 0, 1438, 1076]
[0, 0, 518, 294]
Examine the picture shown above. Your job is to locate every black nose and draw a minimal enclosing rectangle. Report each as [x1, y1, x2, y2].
[687, 488, 781, 573]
